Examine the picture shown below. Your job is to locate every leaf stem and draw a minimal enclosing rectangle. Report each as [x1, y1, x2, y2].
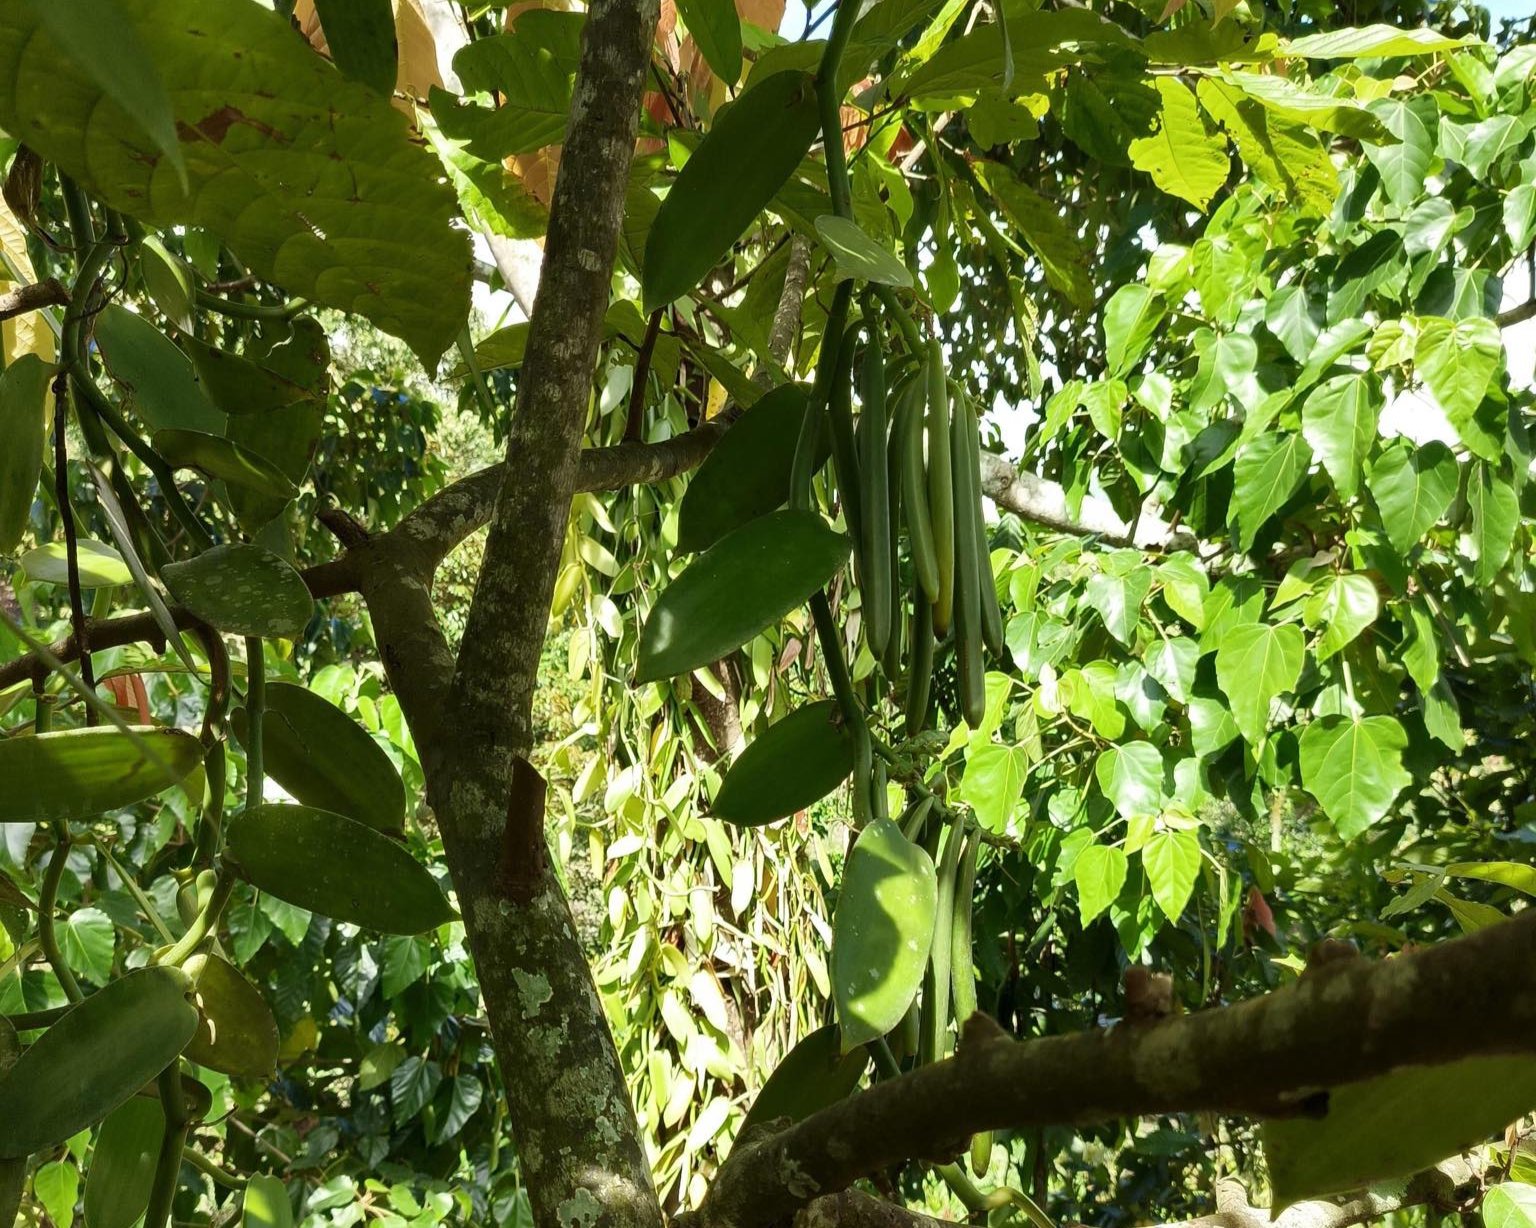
[158, 864, 237, 968]
[39, 822, 83, 1003]
[51, 375, 97, 719]
[244, 637, 266, 811]
[144, 1064, 191, 1228]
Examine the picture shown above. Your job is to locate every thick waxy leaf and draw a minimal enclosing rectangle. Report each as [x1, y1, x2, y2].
[231, 682, 405, 832]
[83, 1096, 163, 1228]
[227, 804, 453, 933]
[815, 215, 913, 287]
[0, 726, 202, 823]
[643, 71, 822, 311]
[183, 953, 279, 1080]
[739, 1024, 870, 1137]
[1300, 373, 1378, 500]
[178, 333, 320, 417]
[1299, 714, 1410, 839]
[832, 819, 938, 1051]
[1214, 623, 1304, 746]
[636, 510, 849, 682]
[1303, 574, 1379, 660]
[712, 701, 855, 826]
[1230, 432, 1312, 550]
[676, 0, 742, 85]
[161, 544, 315, 640]
[1095, 742, 1163, 818]
[1143, 828, 1200, 922]
[0, 354, 52, 554]
[1414, 316, 1503, 459]
[1366, 440, 1458, 553]
[1074, 843, 1128, 924]
[678, 385, 813, 552]
[152, 429, 300, 501]
[0, 966, 197, 1157]
[0, 0, 471, 364]
[1264, 1055, 1536, 1205]
[243, 1175, 294, 1228]
[18, 541, 132, 588]
[312, 0, 397, 94]
[94, 304, 224, 435]
[1128, 79, 1230, 210]
[139, 237, 196, 331]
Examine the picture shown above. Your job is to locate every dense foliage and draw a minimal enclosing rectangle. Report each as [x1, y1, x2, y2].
[0, 0, 1534, 1225]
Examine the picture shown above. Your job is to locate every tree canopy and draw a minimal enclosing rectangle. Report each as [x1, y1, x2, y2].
[1, 0, 1536, 1225]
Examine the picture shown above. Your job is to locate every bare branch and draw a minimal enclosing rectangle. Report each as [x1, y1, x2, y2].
[0, 278, 68, 321]
[695, 915, 1536, 1228]
[978, 454, 1193, 551]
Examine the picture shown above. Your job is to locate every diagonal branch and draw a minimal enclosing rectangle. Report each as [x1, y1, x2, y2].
[693, 911, 1536, 1228]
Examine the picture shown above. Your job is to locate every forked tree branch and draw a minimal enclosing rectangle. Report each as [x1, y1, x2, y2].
[692, 911, 1536, 1228]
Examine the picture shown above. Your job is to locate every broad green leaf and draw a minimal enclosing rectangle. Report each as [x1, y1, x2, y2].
[1230, 432, 1312, 550]
[712, 700, 856, 826]
[1143, 637, 1198, 705]
[959, 743, 1030, 834]
[1295, 319, 1373, 394]
[231, 682, 405, 833]
[0, 966, 198, 1157]
[1082, 568, 1152, 647]
[1157, 554, 1209, 629]
[1284, 24, 1470, 57]
[1484, 1183, 1536, 1228]
[162, 544, 315, 640]
[740, 1024, 870, 1137]
[32, 1160, 79, 1228]
[0, 0, 471, 364]
[1362, 96, 1440, 208]
[1303, 574, 1379, 660]
[975, 165, 1093, 307]
[1128, 78, 1229, 210]
[139, 237, 196, 331]
[1447, 861, 1536, 896]
[636, 510, 849, 682]
[643, 71, 821, 311]
[183, 952, 279, 1080]
[1195, 79, 1338, 216]
[243, 1175, 294, 1228]
[900, 8, 1134, 99]
[434, 1073, 484, 1143]
[676, 0, 743, 85]
[677, 385, 815, 552]
[177, 333, 320, 417]
[1222, 71, 1391, 141]
[0, 354, 52, 554]
[152, 429, 299, 501]
[1298, 714, 1411, 839]
[19, 540, 133, 589]
[1060, 72, 1158, 167]
[94, 304, 223, 435]
[0, 726, 202, 824]
[1300, 373, 1378, 500]
[1366, 440, 1458, 553]
[227, 804, 454, 934]
[1074, 843, 1128, 925]
[1188, 695, 1240, 758]
[1202, 576, 1264, 642]
[1469, 464, 1520, 586]
[1103, 285, 1164, 378]
[61, 906, 115, 985]
[1265, 285, 1323, 364]
[1214, 623, 1304, 746]
[430, 17, 578, 160]
[1095, 742, 1164, 818]
[380, 935, 430, 999]
[312, 0, 397, 95]
[1415, 316, 1503, 459]
[83, 1097, 163, 1228]
[392, 1056, 442, 1126]
[25, 0, 184, 180]
[832, 819, 938, 1051]
[1264, 1055, 1536, 1205]
[1142, 828, 1200, 923]
[815, 215, 913, 287]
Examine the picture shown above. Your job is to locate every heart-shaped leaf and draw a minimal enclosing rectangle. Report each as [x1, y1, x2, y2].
[712, 700, 855, 826]
[636, 510, 848, 682]
[0, 966, 198, 1158]
[831, 819, 938, 1052]
[1214, 622, 1305, 746]
[231, 682, 405, 833]
[161, 544, 314, 639]
[1299, 714, 1410, 839]
[226, 804, 453, 934]
[0, 726, 202, 823]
